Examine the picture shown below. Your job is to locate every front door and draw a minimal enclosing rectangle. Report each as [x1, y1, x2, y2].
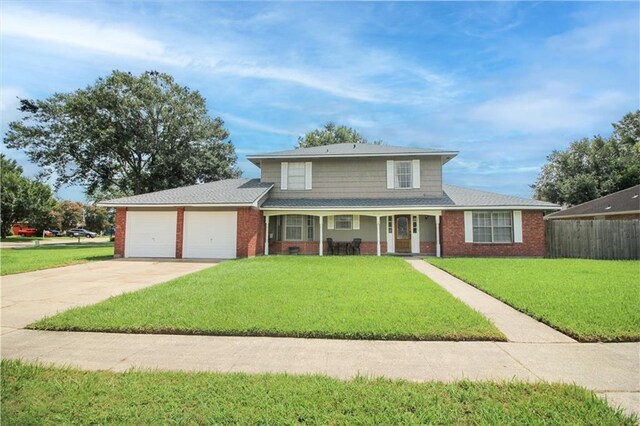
[395, 215, 411, 253]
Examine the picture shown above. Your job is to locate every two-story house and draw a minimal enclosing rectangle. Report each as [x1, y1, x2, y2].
[101, 143, 558, 259]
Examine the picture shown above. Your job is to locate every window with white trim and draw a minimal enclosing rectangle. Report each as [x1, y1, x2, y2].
[285, 215, 304, 241]
[307, 216, 314, 240]
[394, 161, 412, 189]
[287, 162, 306, 190]
[472, 212, 513, 243]
[334, 215, 353, 230]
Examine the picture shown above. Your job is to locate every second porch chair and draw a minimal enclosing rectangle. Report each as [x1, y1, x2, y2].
[350, 238, 362, 255]
[326, 238, 335, 255]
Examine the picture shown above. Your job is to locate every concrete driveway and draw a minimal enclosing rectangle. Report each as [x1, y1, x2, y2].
[1, 259, 216, 334]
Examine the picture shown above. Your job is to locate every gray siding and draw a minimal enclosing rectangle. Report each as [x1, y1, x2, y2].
[420, 215, 436, 242]
[261, 157, 443, 199]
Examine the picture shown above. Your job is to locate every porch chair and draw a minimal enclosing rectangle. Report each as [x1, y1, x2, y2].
[350, 238, 362, 255]
[326, 238, 335, 255]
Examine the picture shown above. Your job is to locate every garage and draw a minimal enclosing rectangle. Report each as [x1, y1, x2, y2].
[125, 210, 177, 258]
[183, 210, 237, 259]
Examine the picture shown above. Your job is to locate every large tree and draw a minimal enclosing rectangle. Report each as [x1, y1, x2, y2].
[533, 111, 640, 206]
[297, 122, 382, 148]
[84, 204, 112, 233]
[0, 155, 57, 237]
[5, 71, 240, 198]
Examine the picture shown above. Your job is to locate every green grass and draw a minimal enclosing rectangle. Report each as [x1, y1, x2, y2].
[428, 258, 640, 342]
[1, 243, 114, 276]
[1, 236, 85, 242]
[2, 360, 634, 425]
[31, 256, 504, 341]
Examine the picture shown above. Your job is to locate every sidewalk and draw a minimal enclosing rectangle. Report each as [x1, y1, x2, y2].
[2, 330, 638, 416]
[406, 259, 576, 343]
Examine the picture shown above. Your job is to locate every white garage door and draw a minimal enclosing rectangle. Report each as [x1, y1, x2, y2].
[125, 211, 177, 258]
[183, 211, 237, 259]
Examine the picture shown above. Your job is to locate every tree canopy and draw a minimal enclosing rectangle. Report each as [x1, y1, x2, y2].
[5, 70, 240, 199]
[0, 155, 58, 237]
[296, 122, 382, 148]
[533, 111, 640, 206]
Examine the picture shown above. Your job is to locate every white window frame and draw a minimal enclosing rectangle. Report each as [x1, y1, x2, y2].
[472, 211, 513, 243]
[284, 215, 304, 241]
[282, 162, 312, 191]
[394, 161, 413, 189]
[334, 215, 353, 230]
[306, 216, 314, 240]
[287, 162, 306, 190]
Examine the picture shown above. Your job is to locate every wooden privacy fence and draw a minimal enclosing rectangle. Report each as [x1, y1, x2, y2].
[545, 219, 639, 260]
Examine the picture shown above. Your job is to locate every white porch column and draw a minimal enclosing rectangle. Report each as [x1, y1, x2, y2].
[376, 216, 381, 256]
[319, 216, 324, 256]
[435, 215, 441, 258]
[264, 216, 270, 256]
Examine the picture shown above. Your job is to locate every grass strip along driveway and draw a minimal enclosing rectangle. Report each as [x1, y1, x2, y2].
[1, 243, 114, 276]
[31, 256, 504, 341]
[2, 360, 634, 425]
[428, 258, 640, 342]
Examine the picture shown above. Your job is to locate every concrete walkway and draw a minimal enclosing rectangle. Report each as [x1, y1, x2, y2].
[2, 330, 638, 416]
[1, 259, 216, 334]
[406, 259, 576, 343]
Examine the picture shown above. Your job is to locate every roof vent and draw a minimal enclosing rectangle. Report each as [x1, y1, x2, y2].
[353, 144, 356, 149]
[633, 194, 638, 199]
[605, 205, 612, 210]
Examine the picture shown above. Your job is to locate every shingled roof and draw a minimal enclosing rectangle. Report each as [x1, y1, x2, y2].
[260, 184, 558, 210]
[247, 143, 458, 165]
[98, 179, 273, 207]
[545, 185, 640, 219]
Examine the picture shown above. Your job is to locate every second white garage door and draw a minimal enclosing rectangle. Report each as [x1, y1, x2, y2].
[182, 211, 237, 259]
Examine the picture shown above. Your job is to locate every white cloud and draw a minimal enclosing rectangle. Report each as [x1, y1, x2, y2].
[470, 88, 630, 133]
[219, 112, 299, 137]
[1, 6, 458, 105]
[0, 86, 26, 135]
[1, 7, 185, 65]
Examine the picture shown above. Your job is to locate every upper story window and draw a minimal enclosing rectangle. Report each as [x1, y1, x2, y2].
[472, 211, 513, 243]
[387, 160, 420, 190]
[395, 161, 412, 189]
[281, 162, 312, 190]
[287, 162, 306, 190]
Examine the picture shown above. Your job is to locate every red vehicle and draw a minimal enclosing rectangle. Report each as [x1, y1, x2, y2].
[16, 227, 38, 237]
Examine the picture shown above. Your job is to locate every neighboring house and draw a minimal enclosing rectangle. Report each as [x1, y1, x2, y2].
[545, 185, 640, 221]
[99, 143, 558, 259]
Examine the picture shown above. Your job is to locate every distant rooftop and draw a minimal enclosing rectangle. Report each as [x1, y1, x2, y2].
[545, 185, 640, 219]
[247, 143, 458, 165]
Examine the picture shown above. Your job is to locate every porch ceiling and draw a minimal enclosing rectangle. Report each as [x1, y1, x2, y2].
[262, 209, 442, 217]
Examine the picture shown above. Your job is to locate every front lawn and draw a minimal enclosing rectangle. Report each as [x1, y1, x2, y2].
[31, 256, 504, 341]
[428, 258, 640, 342]
[1, 243, 114, 276]
[2, 360, 633, 425]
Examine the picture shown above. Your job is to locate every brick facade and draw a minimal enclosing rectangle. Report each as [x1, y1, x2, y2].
[420, 241, 436, 255]
[441, 210, 545, 257]
[236, 207, 265, 258]
[175, 208, 185, 259]
[114, 207, 127, 257]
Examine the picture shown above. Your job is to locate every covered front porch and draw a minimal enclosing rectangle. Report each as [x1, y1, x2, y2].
[262, 209, 442, 257]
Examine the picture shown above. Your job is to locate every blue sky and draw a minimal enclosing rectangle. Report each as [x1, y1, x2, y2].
[1, 1, 638, 201]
